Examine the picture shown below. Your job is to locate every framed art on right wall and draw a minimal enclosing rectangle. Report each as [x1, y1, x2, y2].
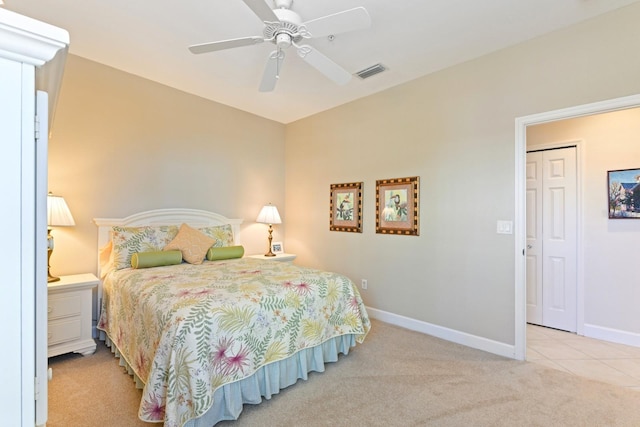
[608, 168, 640, 219]
[376, 176, 420, 235]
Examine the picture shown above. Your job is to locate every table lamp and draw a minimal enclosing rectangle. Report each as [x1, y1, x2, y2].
[256, 203, 281, 257]
[47, 193, 75, 282]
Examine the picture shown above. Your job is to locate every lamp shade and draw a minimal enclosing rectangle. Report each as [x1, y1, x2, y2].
[256, 204, 281, 225]
[47, 194, 75, 227]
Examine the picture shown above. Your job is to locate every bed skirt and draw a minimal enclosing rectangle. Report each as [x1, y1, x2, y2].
[100, 331, 357, 426]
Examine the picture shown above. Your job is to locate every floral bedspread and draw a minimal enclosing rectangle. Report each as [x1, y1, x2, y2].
[97, 257, 370, 427]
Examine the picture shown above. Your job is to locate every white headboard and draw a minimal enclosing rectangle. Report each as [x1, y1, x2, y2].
[94, 208, 242, 248]
[94, 208, 243, 276]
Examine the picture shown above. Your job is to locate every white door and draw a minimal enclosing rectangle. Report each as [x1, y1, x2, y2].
[526, 152, 543, 325]
[526, 147, 577, 332]
[35, 91, 49, 426]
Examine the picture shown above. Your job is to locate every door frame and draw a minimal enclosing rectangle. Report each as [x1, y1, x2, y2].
[514, 94, 640, 361]
[526, 142, 583, 333]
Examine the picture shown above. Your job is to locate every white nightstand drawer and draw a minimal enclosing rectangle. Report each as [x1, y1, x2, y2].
[48, 318, 82, 346]
[47, 273, 99, 357]
[48, 293, 82, 320]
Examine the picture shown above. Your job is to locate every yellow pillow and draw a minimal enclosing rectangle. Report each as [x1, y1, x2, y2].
[164, 223, 215, 265]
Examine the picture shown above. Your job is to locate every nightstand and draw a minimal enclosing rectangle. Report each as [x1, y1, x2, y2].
[247, 253, 297, 262]
[47, 273, 99, 357]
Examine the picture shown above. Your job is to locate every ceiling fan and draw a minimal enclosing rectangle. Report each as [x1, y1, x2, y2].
[188, 0, 371, 92]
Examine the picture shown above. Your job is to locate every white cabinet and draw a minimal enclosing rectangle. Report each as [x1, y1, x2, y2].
[47, 274, 99, 357]
[0, 9, 69, 426]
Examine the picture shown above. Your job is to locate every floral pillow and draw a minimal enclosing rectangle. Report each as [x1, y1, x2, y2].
[111, 225, 179, 270]
[198, 224, 235, 247]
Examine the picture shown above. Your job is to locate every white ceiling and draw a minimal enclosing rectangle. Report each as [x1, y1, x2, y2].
[4, 0, 640, 124]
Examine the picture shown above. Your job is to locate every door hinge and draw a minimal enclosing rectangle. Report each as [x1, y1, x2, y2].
[35, 114, 40, 141]
[34, 376, 40, 401]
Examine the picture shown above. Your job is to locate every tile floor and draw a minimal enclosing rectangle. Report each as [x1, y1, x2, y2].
[527, 323, 640, 392]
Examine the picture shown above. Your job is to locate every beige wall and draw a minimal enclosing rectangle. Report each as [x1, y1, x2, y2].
[527, 108, 640, 338]
[285, 3, 640, 345]
[48, 55, 286, 278]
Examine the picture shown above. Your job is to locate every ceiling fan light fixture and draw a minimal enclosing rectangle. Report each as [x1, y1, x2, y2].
[276, 33, 292, 49]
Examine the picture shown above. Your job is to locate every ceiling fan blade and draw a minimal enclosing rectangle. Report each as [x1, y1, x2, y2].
[189, 36, 264, 54]
[302, 7, 371, 38]
[296, 45, 351, 85]
[242, 0, 279, 23]
[259, 50, 285, 92]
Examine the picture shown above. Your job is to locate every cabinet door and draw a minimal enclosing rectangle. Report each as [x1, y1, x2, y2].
[0, 57, 35, 427]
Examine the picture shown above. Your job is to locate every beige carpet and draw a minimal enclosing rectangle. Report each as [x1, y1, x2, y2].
[48, 320, 640, 426]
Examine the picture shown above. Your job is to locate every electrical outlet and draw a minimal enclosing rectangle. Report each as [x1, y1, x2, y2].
[361, 279, 368, 290]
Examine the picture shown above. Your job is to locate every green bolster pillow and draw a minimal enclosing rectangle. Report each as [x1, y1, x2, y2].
[131, 250, 182, 269]
[206, 245, 244, 261]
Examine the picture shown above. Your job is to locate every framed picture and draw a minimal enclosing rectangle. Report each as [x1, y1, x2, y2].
[376, 176, 420, 235]
[608, 168, 640, 219]
[271, 241, 284, 254]
[330, 182, 363, 232]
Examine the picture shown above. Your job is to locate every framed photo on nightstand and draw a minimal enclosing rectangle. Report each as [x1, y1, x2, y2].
[271, 241, 284, 254]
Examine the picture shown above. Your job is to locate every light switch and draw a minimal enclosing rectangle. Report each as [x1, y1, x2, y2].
[496, 220, 513, 234]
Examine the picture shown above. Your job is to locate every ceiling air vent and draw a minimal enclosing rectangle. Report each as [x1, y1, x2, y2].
[355, 63, 387, 80]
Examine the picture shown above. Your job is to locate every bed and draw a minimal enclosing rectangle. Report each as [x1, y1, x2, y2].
[93, 208, 370, 427]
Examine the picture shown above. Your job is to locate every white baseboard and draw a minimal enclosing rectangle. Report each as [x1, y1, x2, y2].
[583, 324, 640, 348]
[366, 306, 517, 359]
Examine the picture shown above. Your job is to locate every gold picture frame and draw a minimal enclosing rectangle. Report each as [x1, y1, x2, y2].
[376, 176, 419, 235]
[330, 182, 363, 232]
